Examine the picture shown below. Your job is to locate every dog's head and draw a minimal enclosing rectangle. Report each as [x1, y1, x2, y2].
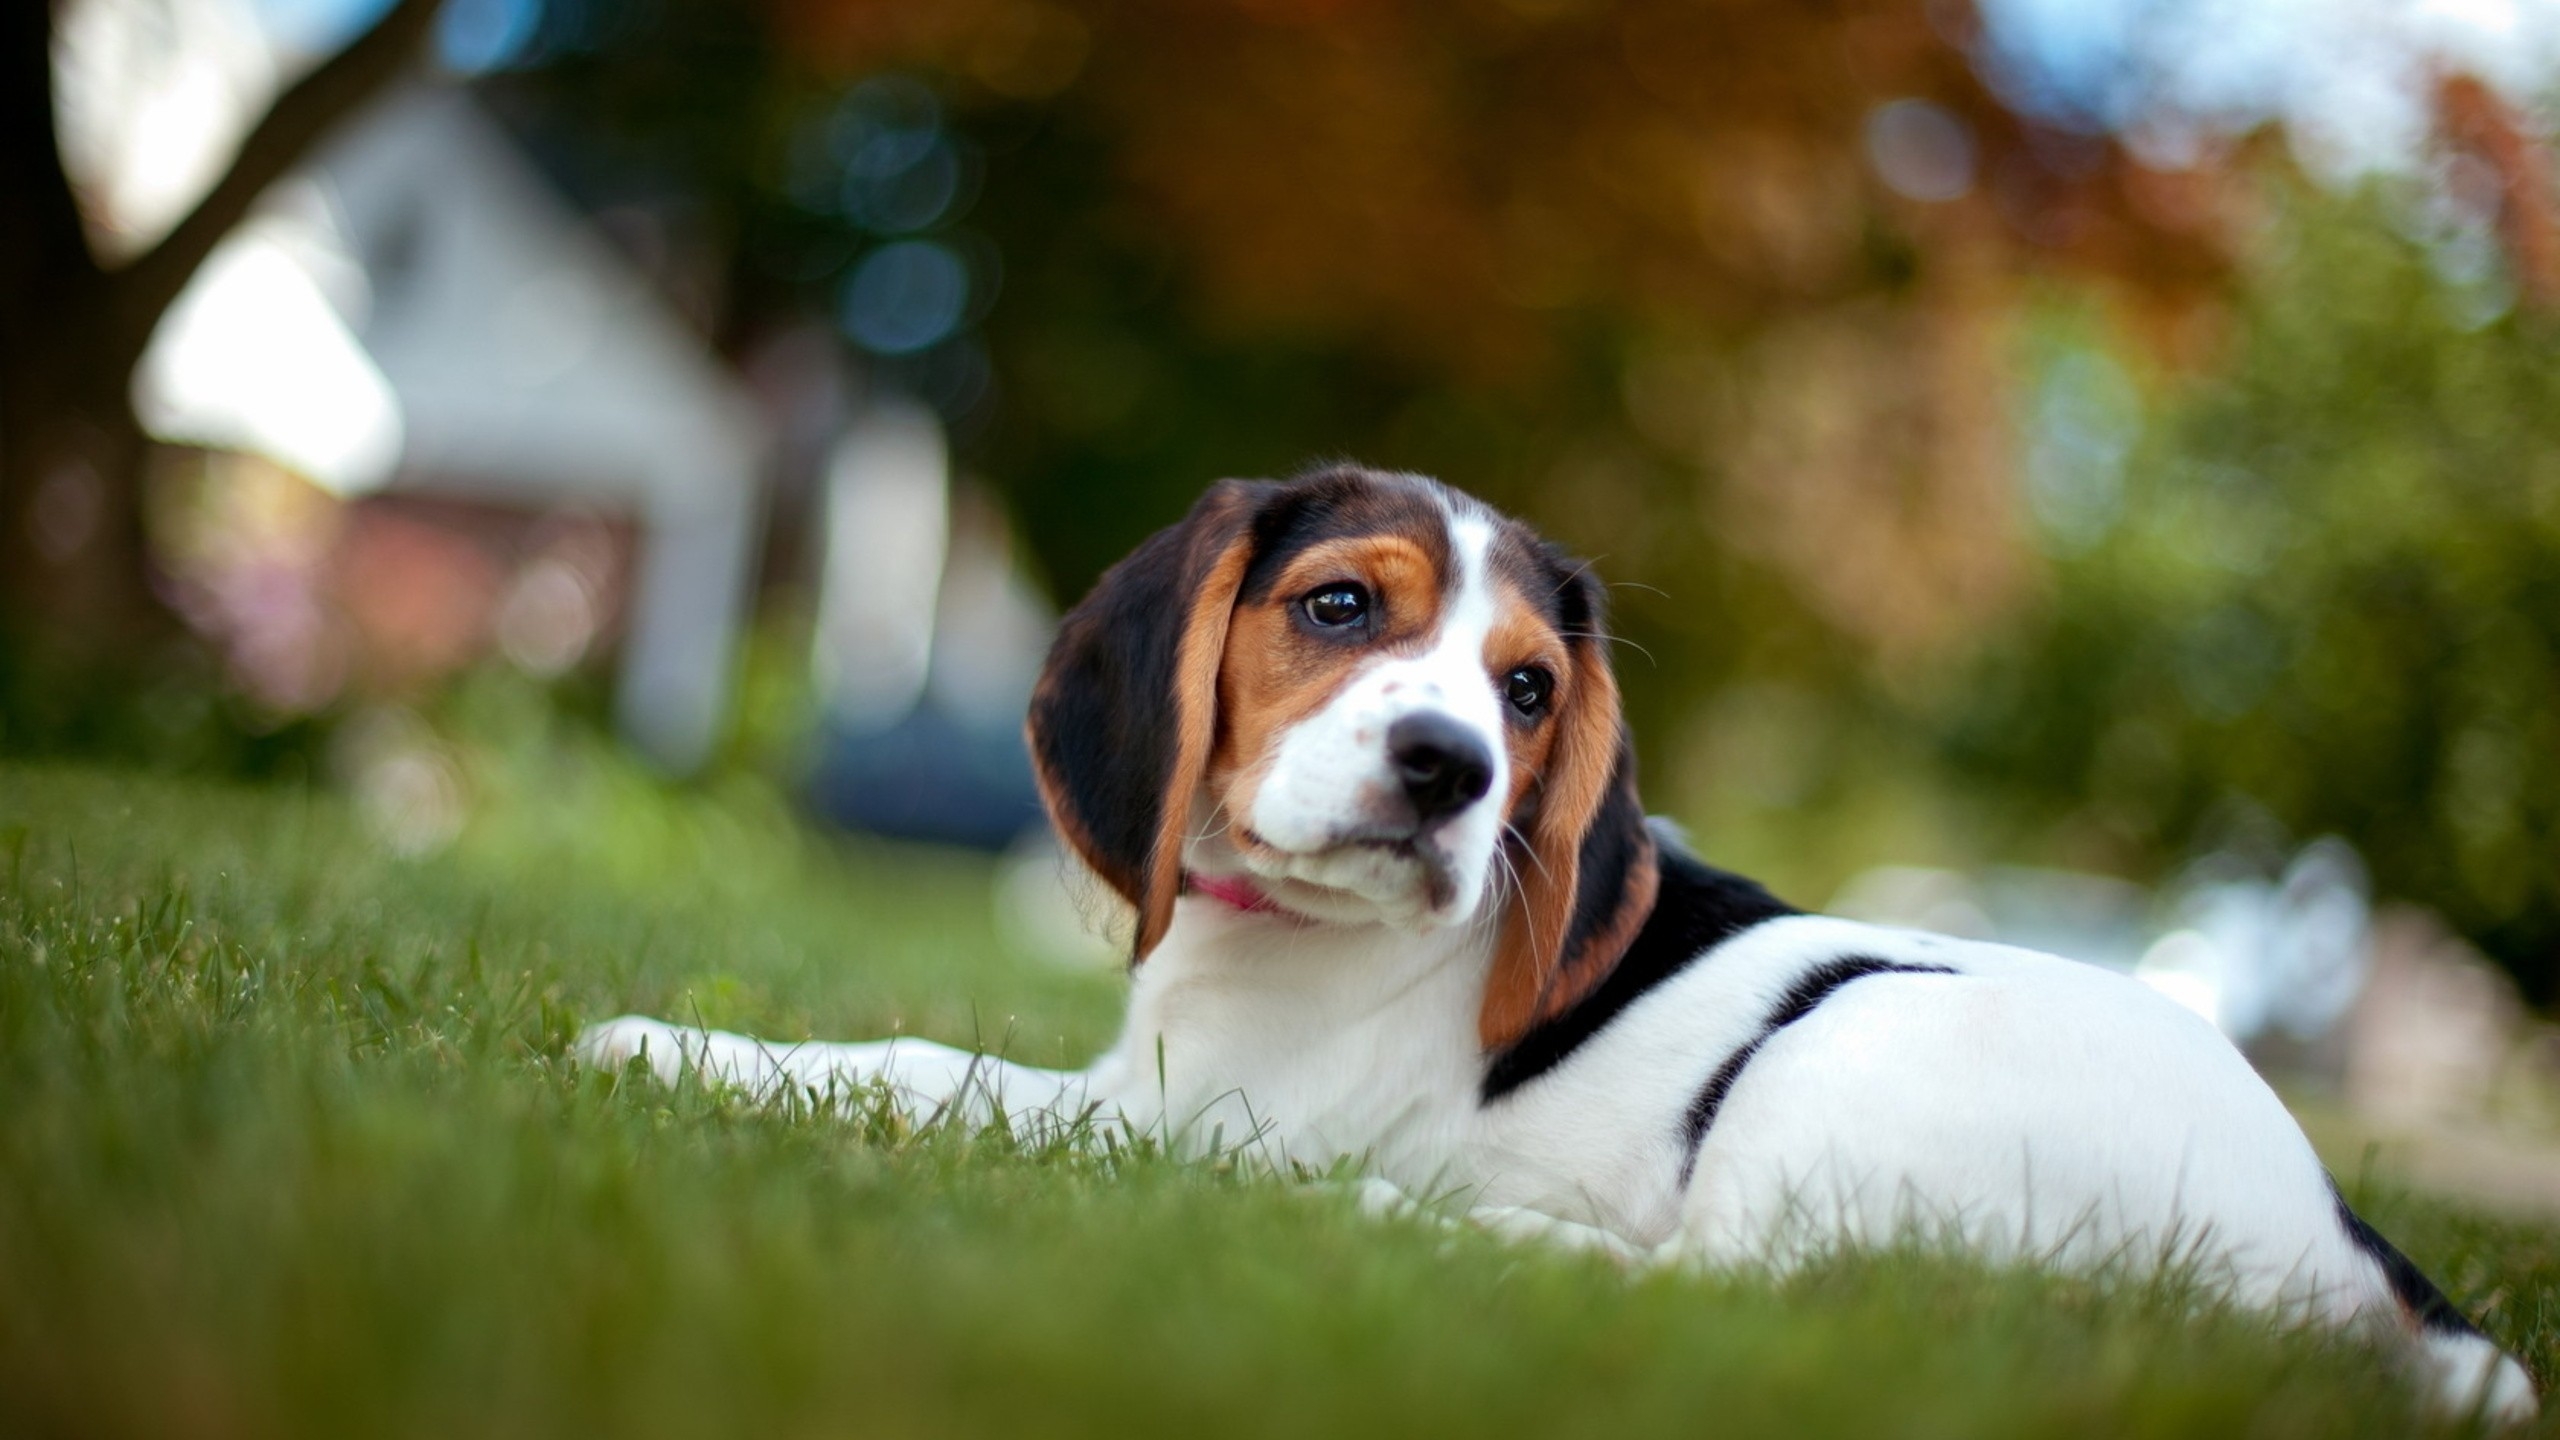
[1027, 465, 1657, 1052]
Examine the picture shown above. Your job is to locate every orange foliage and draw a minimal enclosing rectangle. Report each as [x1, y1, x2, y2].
[773, 0, 2245, 652]
[2437, 73, 2560, 311]
[774, 0, 2230, 363]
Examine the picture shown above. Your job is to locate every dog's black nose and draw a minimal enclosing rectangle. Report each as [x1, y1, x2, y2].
[1387, 712, 1494, 827]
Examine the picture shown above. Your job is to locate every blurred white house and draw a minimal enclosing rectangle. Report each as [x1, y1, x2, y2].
[59, 0, 768, 771]
[1832, 842, 2380, 1053]
[803, 397, 1056, 851]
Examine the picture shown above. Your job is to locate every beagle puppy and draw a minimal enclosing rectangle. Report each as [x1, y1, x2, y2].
[584, 465, 2534, 1423]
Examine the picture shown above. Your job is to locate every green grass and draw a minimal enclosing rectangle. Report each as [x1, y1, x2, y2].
[2, 759, 2554, 1438]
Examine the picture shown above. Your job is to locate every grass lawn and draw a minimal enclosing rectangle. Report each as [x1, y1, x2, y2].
[3, 757, 2556, 1438]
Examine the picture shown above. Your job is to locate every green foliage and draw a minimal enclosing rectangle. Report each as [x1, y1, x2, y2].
[1934, 183, 2560, 998]
[0, 631, 330, 777]
[1, 760, 2553, 1437]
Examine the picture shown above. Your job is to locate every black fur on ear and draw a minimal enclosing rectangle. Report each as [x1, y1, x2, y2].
[1026, 480, 1275, 960]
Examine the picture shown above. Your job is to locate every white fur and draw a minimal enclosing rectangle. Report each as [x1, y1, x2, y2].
[580, 496, 2537, 1426]
[581, 905, 2537, 1423]
[1209, 502, 1509, 929]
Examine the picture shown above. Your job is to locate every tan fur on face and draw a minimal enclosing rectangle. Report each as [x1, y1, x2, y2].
[1197, 520, 1660, 1053]
[1208, 535, 1446, 835]
[1039, 469, 1659, 1057]
[1482, 594, 1568, 817]
[1479, 592, 1657, 1052]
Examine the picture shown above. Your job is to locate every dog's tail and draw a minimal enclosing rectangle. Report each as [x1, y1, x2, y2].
[2333, 1184, 2538, 1425]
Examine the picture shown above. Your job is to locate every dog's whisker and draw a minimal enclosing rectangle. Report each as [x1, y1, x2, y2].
[1490, 842, 1529, 911]
[1503, 823, 1554, 883]
[1558, 630, 1656, 666]
[1548, 553, 1605, 599]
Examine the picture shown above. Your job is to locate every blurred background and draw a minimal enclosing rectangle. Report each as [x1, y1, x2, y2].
[7, 0, 2560, 1200]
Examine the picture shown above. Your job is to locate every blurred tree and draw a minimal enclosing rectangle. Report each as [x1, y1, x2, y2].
[31, 0, 2556, 999]
[0, 0, 441, 668]
[478, 0, 2251, 798]
[1931, 180, 2560, 1000]
[12, 0, 2236, 715]
[766, 0, 2234, 655]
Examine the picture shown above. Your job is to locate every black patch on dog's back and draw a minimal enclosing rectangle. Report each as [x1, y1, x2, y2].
[1676, 955, 1958, 1185]
[1481, 840, 1797, 1101]
[2329, 1180, 2487, 1338]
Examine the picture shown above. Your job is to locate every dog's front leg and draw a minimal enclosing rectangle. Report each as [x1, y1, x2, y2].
[577, 1015, 1103, 1140]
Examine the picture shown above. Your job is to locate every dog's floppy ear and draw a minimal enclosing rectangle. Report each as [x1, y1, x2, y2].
[1027, 480, 1271, 961]
[1481, 559, 1660, 1052]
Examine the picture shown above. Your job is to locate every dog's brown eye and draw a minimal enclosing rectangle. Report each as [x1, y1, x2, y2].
[1503, 666, 1553, 718]
[1303, 584, 1370, 628]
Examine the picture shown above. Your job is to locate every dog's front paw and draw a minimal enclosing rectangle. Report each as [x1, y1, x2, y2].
[1347, 1175, 1424, 1220]
[576, 1015, 692, 1082]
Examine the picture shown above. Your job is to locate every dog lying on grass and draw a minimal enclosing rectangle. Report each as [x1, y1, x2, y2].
[586, 464, 2536, 1424]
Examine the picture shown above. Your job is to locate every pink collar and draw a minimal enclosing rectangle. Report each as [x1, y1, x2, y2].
[1185, 871, 1285, 915]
